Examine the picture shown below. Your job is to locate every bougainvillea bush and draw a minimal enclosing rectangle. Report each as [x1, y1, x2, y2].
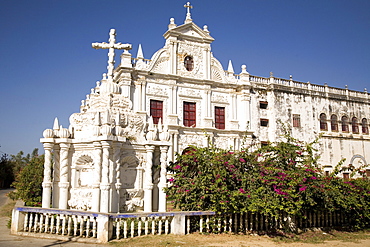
[165, 133, 370, 229]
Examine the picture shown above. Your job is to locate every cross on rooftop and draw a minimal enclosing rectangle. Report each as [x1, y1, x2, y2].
[92, 29, 132, 81]
[184, 2, 193, 24]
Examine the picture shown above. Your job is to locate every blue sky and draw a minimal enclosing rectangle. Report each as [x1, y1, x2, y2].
[0, 0, 369, 156]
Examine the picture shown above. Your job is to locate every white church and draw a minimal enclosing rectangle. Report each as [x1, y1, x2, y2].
[40, 2, 370, 214]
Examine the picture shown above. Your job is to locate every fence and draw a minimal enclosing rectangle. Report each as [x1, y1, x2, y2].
[11, 206, 349, 243]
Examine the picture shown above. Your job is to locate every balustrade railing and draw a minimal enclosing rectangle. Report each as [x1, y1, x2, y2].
[187, 210, 348, 234]
[11, 207, 350, 243]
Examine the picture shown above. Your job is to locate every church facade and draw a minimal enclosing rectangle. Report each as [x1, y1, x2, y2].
[40, 3, 370, 213]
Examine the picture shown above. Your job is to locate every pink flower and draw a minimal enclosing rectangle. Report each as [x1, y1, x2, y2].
[168, 177, 174, 182]
[239, 158, 246, 163]
[174, 165, 181, 170]
[239, 188, 246, 194]
[310, 176, 317, 180]
[299, 186, 307, 191]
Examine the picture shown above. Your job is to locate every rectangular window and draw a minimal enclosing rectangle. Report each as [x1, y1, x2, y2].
[260, 118, 269, 127]
[293, 114, 301, 127]
[215, 106, 225, 129]
[150, 100, 163, 125]
[343, 173, 349, 180]
[259, 101, 268, 109]
[183, 102, 196, 127]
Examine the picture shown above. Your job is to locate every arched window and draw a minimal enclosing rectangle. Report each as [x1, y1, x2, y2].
[352, 117, 359, 134]
[184, 56, 194, 71]
[362, 118, 369, 134]
[341, 116, 349, 132]
[320, 113, 327, 131]
[330, 115, 338, 132]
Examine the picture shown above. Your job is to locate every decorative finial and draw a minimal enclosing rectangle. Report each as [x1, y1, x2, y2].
[270, 72, 274, 78]
[184, 2, 193, 24]
[241, 65, 248, 74]
[168, 18, 177, 29]
[203, 25, 209, 33]
[227, 60, 234, 74]
[137, 44, 144, 59]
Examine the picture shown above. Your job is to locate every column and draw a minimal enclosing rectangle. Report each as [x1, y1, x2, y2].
[92, 142, 102, 212]
[144, 145, 155, 212]
[100, 141, 111, 213]
[52, 145, 60, 208]
[158, 146, 168, 212]
[42, 143, 53, 208]
[58, 143, 70, 209]
[134, 81, 142, 112]
[173, 132, 179, 155]
[141, 80, 146, 112]
[112, 142, 121, 213]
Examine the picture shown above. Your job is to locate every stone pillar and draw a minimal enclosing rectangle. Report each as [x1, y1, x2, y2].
[158, 146, 168, 212]
[42, 143, 54, 208]
[92, 142, 102, 212]
[173, 132, 179, 154]
[134, 81, 142, 112]
[141, 80, 146, 112]
[52, 145, 60, 208]
[100, 141, 111, 213]
[112, 142, 121, 213]
[144, 145, 155, 212]
[58, 143, 70, 209]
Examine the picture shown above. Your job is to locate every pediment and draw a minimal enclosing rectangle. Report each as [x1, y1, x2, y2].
[163, 22, 214, 43]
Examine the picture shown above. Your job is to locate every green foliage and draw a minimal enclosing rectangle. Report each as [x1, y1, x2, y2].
[166, 132, 370, 229]
[8, 149, 44, 207]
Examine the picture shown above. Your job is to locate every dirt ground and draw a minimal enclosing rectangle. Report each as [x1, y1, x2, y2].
[110, 232, 370, 247]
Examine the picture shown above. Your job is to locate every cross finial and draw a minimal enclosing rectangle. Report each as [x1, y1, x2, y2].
[92, 29, 132, 81]
[184, 2, 193, 24]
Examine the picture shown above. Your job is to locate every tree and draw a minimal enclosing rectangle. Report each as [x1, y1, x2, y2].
[8, 149, 44, 207]
[0, 154, 15, 188]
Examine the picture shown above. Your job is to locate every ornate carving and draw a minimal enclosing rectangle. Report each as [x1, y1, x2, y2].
[147, 84, 168, 96]
[123, 189, 144, 212]
[68, 189, 93, 211]
[178, 87, 202, 98]
[179, 134, 204, 151]
[177, 41, 204, 79]
[211, 93, 229, 103]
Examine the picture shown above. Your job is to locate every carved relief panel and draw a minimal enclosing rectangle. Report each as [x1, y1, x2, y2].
[177, 40, 204, 79]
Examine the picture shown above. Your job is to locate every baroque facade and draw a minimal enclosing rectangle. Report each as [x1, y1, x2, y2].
[41, 3, 369, 213]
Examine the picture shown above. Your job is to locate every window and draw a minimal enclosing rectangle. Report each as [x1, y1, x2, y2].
[293, 114, 301, 127]
[320, 113, 327, 131]
[362, 118, 369, 135]
[150, 100, 163, 124]
[341, 116, 349, 132]
[183, 102, 196, 127]
[343, 173, 349, 180]
[330, 115, 338, 132]
[184, 56, 194, 71]
[352, 117, 359, 134]
[260, 118, 269, 127]
[325, 171, 330, 177]
[259, 101, 268, 109]
[366, 170, 370, 177]
[215, 106, 225, 129]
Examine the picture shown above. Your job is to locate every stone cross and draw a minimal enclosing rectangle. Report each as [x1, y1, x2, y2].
[92, 29, 132, 80]
[184, 2, 193, 23]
